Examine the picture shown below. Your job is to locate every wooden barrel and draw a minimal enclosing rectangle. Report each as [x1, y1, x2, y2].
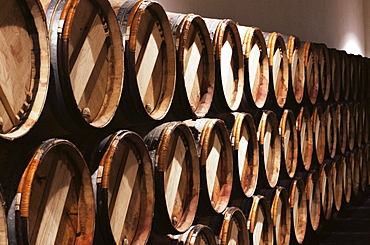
[172, 225, 217, 245]
[203, 18, 244, 114]
[305, 170, 321, 231]
[351, 149, 360, 197]
[365, 144, 370, 186]
[283, 35, 305, 105]
[256, 110, 281, 188]
[112, 0, 176, 121]
[342, 153, 352, 203]
[166, 12, 215, 119]
[346, 103, 356, 151]
[90, 130, 154, 244]
[360, 102, 369, 144]
[331, 156, 343, 212]
[301, 41, 319, 105]
[311, 106, 326, 164]
[336, 103, 347, 154]
[279, 109, 298, 178]
[0, 0, 49, 140]
[347, 54, 358, 101]
[225, 112, 259, 198]
[360, 145, 368, 192]
[238, 26, 269, 110]
[144, 122, 200, 234]
[358, 55, 367, 101]
[354, 103, 363, 148]
[185, 118, 233, 216]
[7, 139, 95, 244]
[279, 178, 307, 244]
[296, 107, 313, 171]
[319, 160, 334, 220]
[340, 51, 351, 101]
[0, 187, 7, 245]
[217, 207, 250, 245]
[45, 0, 124, 130]
[263, 186, 291, 245]
[315, 43, 331, 102]
[263, 32, 289, 108]
[328, 48, 341, 102]
[324, 104, 337, 159]
[247, 195, 274, 245]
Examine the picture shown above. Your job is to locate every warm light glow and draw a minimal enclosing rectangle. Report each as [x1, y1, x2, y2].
[341, 32, 364, 55]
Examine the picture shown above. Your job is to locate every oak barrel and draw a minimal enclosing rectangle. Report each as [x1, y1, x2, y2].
[166, 12, 215, 119]
[324, 104, 337, 159]
[357, 55, 367, 100]
[45, 0, 124, 130]
[339, 51, 351, 101]
[185, 118, 233, 216]
[279, 109, 298, 178]
[354, 103, 363, 148]
[365, 144, 370, 187]
[342, 153, 352, 203]
[328, 48, 341, 101]
[144, 122, 200, 234]
[351, 149, 361, 197]
[256, 110, 281, 188]
[7, 139, 95, 245]
[218, 207, 250, 245]
[112, 0, 176, 121]
[90, 130, 154, 244]
[305, 170, 321, 231]
[335, 103, 347, 154]
[301, 41, 319, 105]
[360, 102, 369, 145]
[319, 160, 334, 220]
[316, 43, 331, 102]
[283, 35, 305, 105]
[311, 106, 326, 164]
[360, 145, 368, 192]
[172, 225, 217, 245]
[238, 26, 269, 109]
[204, 18, 244, 114]
[348, 53, 359, 101]
[247, 195, 274, 245]
[263, 32, 289, 108]
[296, 107, 313, 171]
[225, 112, 259, 198]
[0, 0, 49, 140]
[331, 156, 343, 212]
[346, 103, 356, 151]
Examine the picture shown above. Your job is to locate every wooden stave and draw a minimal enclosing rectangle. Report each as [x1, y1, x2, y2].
[342, 153, 352, 204]
[225, 112, 259, 199]
[360, 145, 368, 193]
[346, 103, 356, 151]
[185, 118, 233, 216]
[279, 109, 298, 179]
[365, 144, 370, 187]
[0, 0, 49, 140]
[339, 51, 351, 101]
[263, 32, 289, 109]
[90, 130, 154, 244]
[296, 107, 314, 171]
[328, 48, 341, 102]
[360, 102, 369, 144]
[305, 170, 321, 232]
[358, 56, 368, 101]
[331, 156, 343, 212]
[247, 195, 274, 245]
[311, 106, 326, 164]
[166, 12, 215, 120]
[315, 43, 331, 102]
[283, 35, 305, 106]
[324, 104, 338, 159]
[7, 138, 95, 245]
[114, 0, 176, 122]
[335, 103, 347, 154]
[354, 103, 363, 148]
[351, 149, 361, 198]
[46, 0, 124, 131]
[238, 26, 269, 110]
[256, 110, 281, 189]
[144, 121, 200, 234]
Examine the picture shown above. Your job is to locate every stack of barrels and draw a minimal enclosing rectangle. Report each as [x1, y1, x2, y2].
[0, 0, 369, 244]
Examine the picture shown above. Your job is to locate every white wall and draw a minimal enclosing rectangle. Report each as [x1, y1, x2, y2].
[157, 0, 367, 56]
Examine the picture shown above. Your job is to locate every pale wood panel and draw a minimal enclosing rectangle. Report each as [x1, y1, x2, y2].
[253, 206, 264, 245]
[275, 197, 283, 245]
[284, 123, 291, 163]
[300, 121, 307, 161]
[272, 49, 282, 90]
[70, 13, 107, 105]
[206, 133, 221, 201]
[164, 136, 187, 220]
[220, 32, 235, 106]
[263, 122, 272, 168]
[110, 149, 139, 242]
[34, 159, 73, 245]
[68, 0, 95, 62]
[0, 2, 32, 126]
[249, 43, 261, 94]
[228, 218, 239, 245]
[238, 126, 249, 182]
[184, 29, 203, 108]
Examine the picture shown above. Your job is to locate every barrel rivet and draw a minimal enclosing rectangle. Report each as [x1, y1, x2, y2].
[82, 108, 91, 119]
[172, 216, 178, 226]
[123, 238, 128, 245]
[145, 104, 152, 113]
